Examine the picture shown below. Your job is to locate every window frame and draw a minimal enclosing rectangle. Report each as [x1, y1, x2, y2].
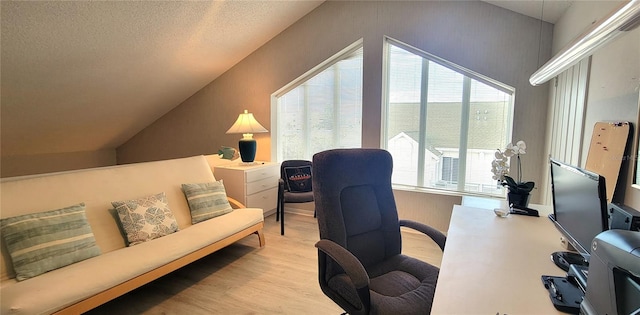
[270, 39, 364, 162]
[381, 37, 516, 196]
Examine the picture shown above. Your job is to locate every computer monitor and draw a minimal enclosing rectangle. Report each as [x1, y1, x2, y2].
[549, 158, 608, 264]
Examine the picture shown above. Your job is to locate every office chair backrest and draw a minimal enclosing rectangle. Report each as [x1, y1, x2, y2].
[313, 149, 402, 273]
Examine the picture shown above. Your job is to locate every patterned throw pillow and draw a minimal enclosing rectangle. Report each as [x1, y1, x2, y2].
[284, 166, 313, 192]
[0, 203, 101, 281]
[182, 181, 234, 224]
[111, 192, 178, 246]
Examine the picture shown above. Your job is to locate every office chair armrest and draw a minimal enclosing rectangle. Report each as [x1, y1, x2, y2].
[315, 239, 370, 289]
[399, 219, 446, 251]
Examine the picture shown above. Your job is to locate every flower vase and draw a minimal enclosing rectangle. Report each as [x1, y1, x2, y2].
[507, 191, 530, 208]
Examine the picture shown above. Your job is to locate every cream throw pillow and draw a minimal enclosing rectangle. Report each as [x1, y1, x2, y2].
[111, 192, 178, 246]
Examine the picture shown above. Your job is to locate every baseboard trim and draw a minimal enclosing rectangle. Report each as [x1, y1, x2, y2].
[284, 206, 315, 217]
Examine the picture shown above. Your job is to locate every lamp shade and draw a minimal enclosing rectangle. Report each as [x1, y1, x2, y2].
[226, 110, 268, 163]
[226, 110, 268, 135]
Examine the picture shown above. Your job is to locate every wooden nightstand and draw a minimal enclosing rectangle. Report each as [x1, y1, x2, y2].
[213, 162, 279, 215]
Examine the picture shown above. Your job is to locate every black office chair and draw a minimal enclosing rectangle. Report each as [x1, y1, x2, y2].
[312, 148, 446, 315]
[276, 160, 314, 235]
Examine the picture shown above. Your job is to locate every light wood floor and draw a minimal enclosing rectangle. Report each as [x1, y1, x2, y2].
[87, 213, 444, 315]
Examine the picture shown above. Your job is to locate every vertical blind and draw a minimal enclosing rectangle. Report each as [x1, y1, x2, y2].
[275, 47, 363, 161]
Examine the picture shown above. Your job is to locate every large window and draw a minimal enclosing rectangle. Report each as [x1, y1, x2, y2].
[273, 43, 363, 161]
[383, 39, 514, 196]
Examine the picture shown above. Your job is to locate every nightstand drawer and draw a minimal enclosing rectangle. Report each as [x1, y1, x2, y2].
[247, 187, 277, 211]
[245, 164, 279, 183]
[213, 161, 278, 212]
[246, 176, 277, 195]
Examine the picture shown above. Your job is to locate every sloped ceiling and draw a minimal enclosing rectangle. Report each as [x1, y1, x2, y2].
[0, 0, 570, 158]
[485, 0, 573, 24]
[1, 0, 323, 157]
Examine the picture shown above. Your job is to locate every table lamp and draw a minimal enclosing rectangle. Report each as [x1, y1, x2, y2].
[226, 110, 268, 163]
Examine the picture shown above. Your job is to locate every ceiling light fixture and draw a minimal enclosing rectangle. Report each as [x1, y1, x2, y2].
[530, 0, 640, 86]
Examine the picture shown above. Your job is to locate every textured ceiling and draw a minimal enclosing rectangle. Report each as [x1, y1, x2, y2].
[485, 0, 573, 24]
[1, 0, 323, 156]
[0, 0, 570, 158]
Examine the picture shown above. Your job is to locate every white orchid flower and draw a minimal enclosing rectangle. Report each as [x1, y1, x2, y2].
[503, 146, 515, 157]
[515, 140, 526, 154]
[490, 154, 510, 180]
[491, 140, 528, 184]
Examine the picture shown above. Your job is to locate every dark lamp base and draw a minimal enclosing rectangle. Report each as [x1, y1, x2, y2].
[238, 139, 257, 163]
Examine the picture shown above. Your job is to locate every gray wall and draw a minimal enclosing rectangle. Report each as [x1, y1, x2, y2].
[551, 1, 640, 208]
[117, 0, 553, 204]
[0, 150, 116, 178]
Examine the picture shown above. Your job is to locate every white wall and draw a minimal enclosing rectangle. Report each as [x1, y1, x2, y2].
[551, 1, 640, 208]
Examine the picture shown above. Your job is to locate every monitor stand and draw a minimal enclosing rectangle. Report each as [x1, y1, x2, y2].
[551, 251, 588, 272]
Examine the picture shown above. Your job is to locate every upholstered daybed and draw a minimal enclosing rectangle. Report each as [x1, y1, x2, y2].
[0, 155, 265, 314]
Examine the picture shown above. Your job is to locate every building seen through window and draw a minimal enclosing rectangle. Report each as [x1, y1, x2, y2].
[273, 39, 513, 198]
[384, 40, 514, 196]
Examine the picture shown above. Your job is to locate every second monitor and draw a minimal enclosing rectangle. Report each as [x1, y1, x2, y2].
[548, 158, 609, 271]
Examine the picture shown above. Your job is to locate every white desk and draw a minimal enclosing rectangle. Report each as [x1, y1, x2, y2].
[431, 204, 568, 314]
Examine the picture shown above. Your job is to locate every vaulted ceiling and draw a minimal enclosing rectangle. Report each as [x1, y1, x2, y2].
[1, 1, 324, 157]
[0, 0, 571, 158]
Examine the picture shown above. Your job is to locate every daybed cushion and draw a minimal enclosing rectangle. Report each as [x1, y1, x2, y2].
[0, 156, 218, 281]
[112, 192, 179, 246]
[1, 203, 101, 281]
[182, 181, 233, 224]
[0, 208, 263, 315]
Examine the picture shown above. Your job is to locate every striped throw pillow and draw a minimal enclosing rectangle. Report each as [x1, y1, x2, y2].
[182, 181, 233, 224]
[111, 192, 178, 246]
[1, 203, 101, 281]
